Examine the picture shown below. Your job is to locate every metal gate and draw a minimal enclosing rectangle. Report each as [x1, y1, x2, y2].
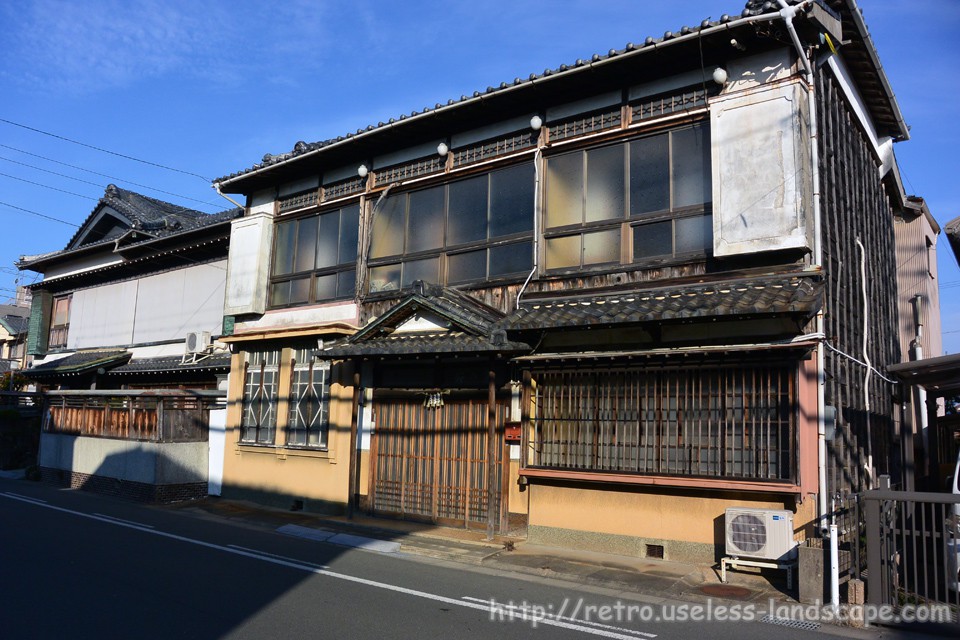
[371, 394, 507, 528]
[864, 488, 960, 621]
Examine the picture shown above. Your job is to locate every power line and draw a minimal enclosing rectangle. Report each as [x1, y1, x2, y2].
[0, 144, 221, 208]
[0, 200, 79, 227]
[0, 116, 211, 182]
[0, 171, 98, 201]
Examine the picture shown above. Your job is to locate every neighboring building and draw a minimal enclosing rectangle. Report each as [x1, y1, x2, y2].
[893, 196, 942, 488]
[212, 0, 922, 563]
[0, 305, 31, 373]
[17, 184, 241, 502]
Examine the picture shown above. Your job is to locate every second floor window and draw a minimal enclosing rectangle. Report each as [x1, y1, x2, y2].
[270, 204, 360, 308]
[368, 162, 534, 294]
[543, 122, 712, 271]
[48, 294, 71, 350]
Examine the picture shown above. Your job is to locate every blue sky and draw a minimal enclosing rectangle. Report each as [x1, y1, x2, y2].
[1, 0, 958, 348]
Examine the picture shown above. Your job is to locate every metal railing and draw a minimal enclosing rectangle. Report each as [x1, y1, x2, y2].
[42, 390, 226, 443]
[864, 488, 960, 621]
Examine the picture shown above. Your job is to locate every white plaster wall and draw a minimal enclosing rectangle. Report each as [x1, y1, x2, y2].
[233, 301, 359, 334]
[69, 280, 139, 349]
[132, 260, 226, 343]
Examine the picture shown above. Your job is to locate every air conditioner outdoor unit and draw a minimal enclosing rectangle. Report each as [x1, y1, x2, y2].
[185, 331, 212, 354]
[725, 507, 798, 561]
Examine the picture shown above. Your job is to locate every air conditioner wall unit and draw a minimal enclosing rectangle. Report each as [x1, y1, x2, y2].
[725, 507, 797, 561]
[185, 331, 212, 354]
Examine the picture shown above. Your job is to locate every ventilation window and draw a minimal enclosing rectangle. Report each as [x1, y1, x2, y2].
[646, 544, 664, 559]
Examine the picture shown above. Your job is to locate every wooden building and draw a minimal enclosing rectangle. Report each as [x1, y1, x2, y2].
[214, 0, 929, 562]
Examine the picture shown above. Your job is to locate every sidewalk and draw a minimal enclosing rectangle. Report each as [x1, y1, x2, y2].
[166, 496, 795, 609]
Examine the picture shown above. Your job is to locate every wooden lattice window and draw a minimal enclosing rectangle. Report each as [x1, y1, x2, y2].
[241, 349, 280, 444]
[286, 349, 330, 449]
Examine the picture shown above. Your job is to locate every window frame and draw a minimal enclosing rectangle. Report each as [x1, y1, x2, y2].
[240, 349, 280, 445]
[268, 201, 361, 310]
[48, 294, 72, 350]
[285, 349, 331, 450]
[542, 121, 713, 273]
[366, 162, 536, 296]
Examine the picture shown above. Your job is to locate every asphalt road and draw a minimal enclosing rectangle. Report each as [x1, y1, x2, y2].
[0, 477, 909, 640]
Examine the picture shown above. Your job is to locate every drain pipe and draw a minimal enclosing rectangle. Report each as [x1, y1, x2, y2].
[911, 295, 929, 479]
[212, 182, 245, 210]
[775, 0, 829, 522]
[516, 144, 543, 310]
[856, 237, 875, 490]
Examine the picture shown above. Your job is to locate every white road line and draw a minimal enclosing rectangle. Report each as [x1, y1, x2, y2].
[93, 513, 155, 529]
[1, 493, 657, 640]
[462, 596, 657, 638]
[2, 492, 47, 504]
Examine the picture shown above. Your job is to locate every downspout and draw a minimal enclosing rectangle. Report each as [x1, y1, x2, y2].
[212, 182, 245, 210]
[856, 237, 874, 490]
[775, 0, 828, 521]
[516, 143, 543, 310]
[911, 295, 929, 476]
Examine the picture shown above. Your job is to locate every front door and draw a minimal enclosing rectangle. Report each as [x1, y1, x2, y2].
[371, 393, 507, 529]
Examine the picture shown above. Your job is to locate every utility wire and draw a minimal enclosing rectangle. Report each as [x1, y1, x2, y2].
[0, 171, 98, 201]
[0, 200, 79, 227]
[0, 149, 221, 208]
[0, 117, 211, 182]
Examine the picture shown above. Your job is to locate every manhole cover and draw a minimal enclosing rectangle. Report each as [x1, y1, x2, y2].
[699, 584, 754, 599]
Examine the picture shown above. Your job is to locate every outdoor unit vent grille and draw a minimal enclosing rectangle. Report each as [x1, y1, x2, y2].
[725, 508, 797, 561]
[185, 331, 212, 354]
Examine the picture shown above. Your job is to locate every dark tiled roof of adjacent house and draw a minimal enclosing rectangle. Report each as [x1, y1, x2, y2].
[944, 215, 960, 266]
[216, 0, 905, 186]
[25, 350, 131, 378]
[0, 315, 30, 336]
[107, 353, 232, 375]
[501, 274, 823, 331]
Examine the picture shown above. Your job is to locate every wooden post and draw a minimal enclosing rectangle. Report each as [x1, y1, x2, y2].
[486, 366, 497, 541]
[347, 366, 361, 519]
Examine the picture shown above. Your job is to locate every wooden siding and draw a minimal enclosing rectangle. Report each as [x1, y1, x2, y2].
[817, 69, 902, 495]
[893, 214, 942, 361]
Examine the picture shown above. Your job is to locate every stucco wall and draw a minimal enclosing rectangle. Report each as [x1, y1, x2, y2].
[220, 353, 354, 513]
[39, 432, 208, 485]
[526, 482, 815, 563]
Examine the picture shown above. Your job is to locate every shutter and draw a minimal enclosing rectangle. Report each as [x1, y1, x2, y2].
[26, 290, 51, 356]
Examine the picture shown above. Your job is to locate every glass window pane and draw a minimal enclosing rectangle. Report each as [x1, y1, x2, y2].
[293, 217, 317, 273]
[314, 274, 337, 301]
[490, 163, 534, 237]
[270, 281, 290, 307]
[489, 241, 533, 277]
[407, 186, 445, 253]
[582, 228, 620, 265]
[337, 269, 356, 299]
[629, 134, 669, 215]
[315, 212, 340, 268]
[545, 152, 583, 228]
[672, 124, 711, 208]
[448, 175, 488, 245]
[675, 214, 712, 254]
[339, 205, 360, 263]
[369, 264, 401, 293]
[272, 220, 296, 275]
[402, 257, 440, 288]
[447, 249, 487, 283]
[370, 195, 405, 258]
[585, 145, 625, 223]
[545, 235, 581, 269]
[289, 277, 310, 304]
[633, 221, 673, 260]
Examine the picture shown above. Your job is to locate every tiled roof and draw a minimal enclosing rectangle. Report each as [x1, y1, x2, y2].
[25, 350, 130, 377]
[321, 331, 530, 358]
[501, 275, 823, 331]
[106, 353, 231, 375]
[0, 315, 29, 336]
[216, 0, 904, 186]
